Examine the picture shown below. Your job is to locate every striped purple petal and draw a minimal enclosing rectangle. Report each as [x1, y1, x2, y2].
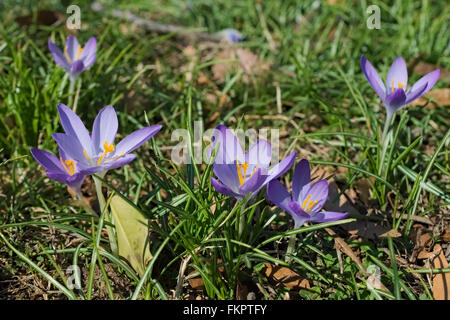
[386, 56, 408, 92]
[360, 55, 386, 100]
[114, 125, 162, 156]
[92, 105, 118, 154]
[57, 104, 94, 157]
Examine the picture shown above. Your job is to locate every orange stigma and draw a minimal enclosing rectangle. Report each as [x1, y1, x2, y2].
[60, 157, 76, 176]
[97, 142, 115, 165]
[236, 157, 258, 186]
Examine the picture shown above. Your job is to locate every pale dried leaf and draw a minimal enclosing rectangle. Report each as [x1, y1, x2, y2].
[263, 263, 310, 290]
[410, 88, 450, 108]
[431, 244, 450, 300]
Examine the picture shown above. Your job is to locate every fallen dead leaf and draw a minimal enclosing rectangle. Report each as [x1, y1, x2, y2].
[431, 244, 450, 300]
[212, 47, 271, 84]
[442, 227, 450, 242]
[188, 272, 205, 291]
[263, 263, 310, 290]
[410, 88, 450, 108]
[413, 63, 450, 79]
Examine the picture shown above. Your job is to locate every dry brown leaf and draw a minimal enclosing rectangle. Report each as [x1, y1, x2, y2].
[410, 88, 450, 108]
[413, 63, 450, 79]
[379, 229, 402, 238]
[263, 263, 310, 290]
[212, 47, 271, 84]
[431, 244, 450, 300]
[442, 227, 450, 242]
[188, 272, 205, 290]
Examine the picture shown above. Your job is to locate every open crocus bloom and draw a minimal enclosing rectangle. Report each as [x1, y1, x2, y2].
[48, 35, 97, 80]
[30, 147, 97, 197]
[360, 55, 440, 116]
[51, 104, 162, 177]
[210, 125, 296, 201]
[267, 159, 347, 228]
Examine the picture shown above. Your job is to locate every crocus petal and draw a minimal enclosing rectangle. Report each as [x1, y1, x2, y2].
[48, 40, 69, 69]
[69, 60, 85, 78]
[292, 159, 310, 203]
[360, 55, 386, 100]
[92, 105, 118, 154]
[212, 163, 241, 194]
[266, 151, 296, 183]
[52, 133, 90, 166]
[386, 56, 408, 92]
[79, 37, 97, 68]
[211, 125, 244, 165]
[267, 180, 293, 215]
[310, 211, 348, 223]
[57, 104, 94, 156]
[299, 179, 329, 214]
[114, 125, 162, 156]
[65, 35, 80, 63]
[245, 139, 271, 169]
[30, 148, 64, 173]
[97, 154, 137, 172]
[384, 88, 407, 114]
[211, 177, 240, 198]
[405, 69, 440, 104]
[404, 83, 427, 106]
[288, 201, 311, 228]
[239, 168, 265, 195]
[47, 172, 85, 192]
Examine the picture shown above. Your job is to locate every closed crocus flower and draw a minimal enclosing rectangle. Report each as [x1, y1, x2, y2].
[360, 54, 440, 117]
[48, 35, 97, 80]
[267, 159, 348, 228]
[51, 104, 162, 177]
[210, 125, 296, 201]
[30, 147, 97, 198]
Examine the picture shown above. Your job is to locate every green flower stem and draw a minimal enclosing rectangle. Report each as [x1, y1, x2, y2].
[93, 175, 118, 256]
[285, 233, 297, 263]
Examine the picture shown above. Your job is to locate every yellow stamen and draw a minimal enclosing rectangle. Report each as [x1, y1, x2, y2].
[301, 194, 319, 213]
[391, 78, 395, 92]
[113, 152, 124, 161]
[236, 157, 245, 186]
[235, 157, 258, 186]
[83, 149, 91, 162]
[64, 45, 72, 63]
[60, 157, 75, 176]
[97, 142, 115, 165]
[306, 200, 319, 212]
[76, 47, 83, 60]
[302, 194, 312, 211]
[398, 82, 404, 88]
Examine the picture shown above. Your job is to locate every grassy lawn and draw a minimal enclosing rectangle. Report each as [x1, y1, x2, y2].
[0, 0, 449, 300]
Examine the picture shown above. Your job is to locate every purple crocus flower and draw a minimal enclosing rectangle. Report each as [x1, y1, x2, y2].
[48, 35, 97, 80]
[210, 125, 296, 201]
[218, 29, 244, 43]
[267, 159, 348, 228]
[51, 104, 162, 177]
[30, 147, 97, 197]
[360, 54, 440, 116]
